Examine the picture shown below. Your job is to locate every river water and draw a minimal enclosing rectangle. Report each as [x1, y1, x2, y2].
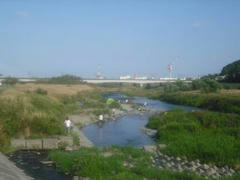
[9, 150, 72, 180]
[82, 93, 198, 147]
[9, 93, 198, 180]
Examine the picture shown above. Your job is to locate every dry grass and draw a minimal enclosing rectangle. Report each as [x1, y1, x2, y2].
[221, 89, 240, 94]
[1, 83, 94, 98]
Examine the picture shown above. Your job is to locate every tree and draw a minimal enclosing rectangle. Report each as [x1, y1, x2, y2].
[200, 78, 222, 93]
[220, 59, 240, 82]
[2, 77, 18, 85]
[48, 74, 82, 84]
[192, 79, 222, 93]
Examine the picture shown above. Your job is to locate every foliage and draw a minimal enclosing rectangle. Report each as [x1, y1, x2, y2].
[221, 83, 240, 90]
[200, 79, 222, 93]
[163, 81, 192, 93]
[192, 79, 222, 93]
[163, 83, 179, 93]
[107, 99, 121, 109]
[201, 74, 219, 80]
[48, 74, 82, 84]
[49, 146, 205, 180]
[158, 92, 240, 114]
[221, 59, 240, 82]
[34, 88, 48, 95]
[0, 92, 78, 149]
[145, 83, 152, 89]
[147, 109, 240, 167]
[2, 77, 18, 85]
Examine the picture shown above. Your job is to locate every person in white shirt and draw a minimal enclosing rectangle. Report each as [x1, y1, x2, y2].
[64, 117, 72, 133]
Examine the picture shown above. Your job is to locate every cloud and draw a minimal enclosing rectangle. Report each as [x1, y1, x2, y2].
[192, 22, 201, 28]
[16, 11, 29, 17]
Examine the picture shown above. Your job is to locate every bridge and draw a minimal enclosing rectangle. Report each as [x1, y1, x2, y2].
[83, 79, 190, 84]
[0, 78, 191, 85]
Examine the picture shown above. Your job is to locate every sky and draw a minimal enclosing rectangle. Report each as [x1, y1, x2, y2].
[0, 0, 240, 78]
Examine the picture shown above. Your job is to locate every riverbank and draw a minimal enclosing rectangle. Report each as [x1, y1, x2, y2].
[0, 152, 33, 180]
[147, 109, 240, 175]
[157, 90, 240, 114]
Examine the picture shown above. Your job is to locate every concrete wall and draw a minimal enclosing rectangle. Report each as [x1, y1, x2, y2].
[11, 137, 73, 150]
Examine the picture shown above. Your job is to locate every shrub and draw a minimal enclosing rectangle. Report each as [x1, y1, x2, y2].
[163, 83, 179, 93]
[200, 79, 222, 93]
[108, 100, 121, 109]
[48, 74, 82, 84]
[34, 88, 48, 95]
[2, 77, 18, 85]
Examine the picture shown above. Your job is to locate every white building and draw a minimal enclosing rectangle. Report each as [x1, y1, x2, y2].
[135, 76, 148, 80]
[120, 75, 131, 80]
[159, 77, 178, 81]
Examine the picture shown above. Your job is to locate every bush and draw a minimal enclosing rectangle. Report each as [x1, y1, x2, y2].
[108, 100, 121, 109]
[34, 88, 48, 95]
[192, 79, 222, 93]
[163, 83, 179, 93]
[2, 77, 18, 85]
[48, 74, 82, 84]
[200, 79, 222, 93]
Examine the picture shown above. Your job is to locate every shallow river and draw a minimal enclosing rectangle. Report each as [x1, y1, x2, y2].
[82, 93, 198, 147]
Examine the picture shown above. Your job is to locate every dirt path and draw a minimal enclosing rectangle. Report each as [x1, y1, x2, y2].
[70, 114, 95, 147]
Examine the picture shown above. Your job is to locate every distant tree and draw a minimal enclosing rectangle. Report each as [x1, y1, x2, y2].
[163, 83, 179, 93]
[145, 83, 152, 89]
[175, 81, 191, 91]
[192, 79, 205, 90]
[2, 77, 18, 85]
[192, 79, 222, 93]
[48, 74, 82, 84]
[201, 78, 222, 93]
[220, 59, 240, 82]
[201, 74, 219, 80]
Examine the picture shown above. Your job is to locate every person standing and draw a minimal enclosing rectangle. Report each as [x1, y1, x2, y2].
[64, 117, 72, 133]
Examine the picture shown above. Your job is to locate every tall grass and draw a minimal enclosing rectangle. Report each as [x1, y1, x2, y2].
[147, 109, 240, 167]
[158, 92, 240, 114]
[0, 90, 79, 148]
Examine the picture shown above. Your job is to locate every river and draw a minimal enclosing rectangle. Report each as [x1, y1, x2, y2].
[82, 93, 198, 147]
[8, 93, 198, 180]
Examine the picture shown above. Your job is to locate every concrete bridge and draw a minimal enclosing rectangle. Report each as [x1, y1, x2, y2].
[83, 79, 190, 84]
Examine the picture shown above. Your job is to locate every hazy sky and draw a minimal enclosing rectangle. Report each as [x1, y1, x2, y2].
[0, 0, 240, 78]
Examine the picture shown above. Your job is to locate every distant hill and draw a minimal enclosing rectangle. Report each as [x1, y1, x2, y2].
[220, 59, 240, 82]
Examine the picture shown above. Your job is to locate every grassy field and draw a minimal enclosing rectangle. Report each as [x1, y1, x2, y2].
[49, 146, 205, 180]
[147, 109, 240, 168]
[1, 83, 93, 98]
[0, 83, 112, 152]
[158, 90, 240, 114]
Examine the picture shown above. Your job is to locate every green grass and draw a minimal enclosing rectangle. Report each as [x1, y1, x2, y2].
[49, 146, 205, 180]
[158, 92, 240, 114]
[0, 91, 79, 149]
[147, 109, 240, 167]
